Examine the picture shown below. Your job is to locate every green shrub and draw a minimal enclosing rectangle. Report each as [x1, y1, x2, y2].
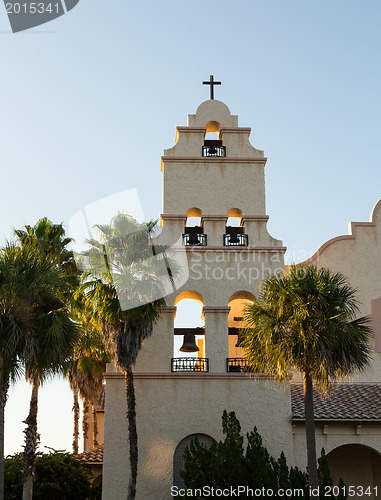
[4, 450, 100, 500]
[181, 410, 346, 500]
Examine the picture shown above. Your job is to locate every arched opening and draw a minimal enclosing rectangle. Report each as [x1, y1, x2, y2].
[91, 474, 102, 497]
[185, 207, 202, 228]
[327, 444, 381, 493]
[227, 208, 243, 219]
[203, 121, 225, 158]
[174, 290, 204, 307]
[205, 131, 219, 141]
[92, 474, 102, 487]
[205, 121, 220, 134]
[183, 208, 206, 246]
[225, 209, 248, 246]
[173, 434, 216, 488]
[227, 291, 255, 372]
[226, 216, 241, 227]
[172, 292, 207, 372]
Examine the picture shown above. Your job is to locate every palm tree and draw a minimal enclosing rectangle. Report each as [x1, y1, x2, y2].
[0, 245, 41, 500]
[78, 213, 175, 500]
[242, 264, 372, 495]
[14, 219, 80, 500]
[14, 217, 78, 277]
[0, 244, 74, 500]
[67, 321, 110, 453]
[21, 266, 79, 500]
[67, 376, 80, 455]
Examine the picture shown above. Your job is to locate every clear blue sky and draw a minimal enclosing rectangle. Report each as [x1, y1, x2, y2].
[1, 1, 381, 455]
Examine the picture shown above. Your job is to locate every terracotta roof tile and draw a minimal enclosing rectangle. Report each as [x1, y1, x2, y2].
[291, 384, 381, 421]
[77, 444, 103, 464]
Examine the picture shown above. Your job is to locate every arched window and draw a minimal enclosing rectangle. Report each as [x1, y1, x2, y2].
[225, 209, 248, 246]
[172, 291, 207, 372]
[173, 434, 215, 488]
[183, 208, 206, 246]
[205, 131, 219, 141]
[203, 121, 225, 157]
[227, 291, 256, 372]
[185, 207, 202, 229]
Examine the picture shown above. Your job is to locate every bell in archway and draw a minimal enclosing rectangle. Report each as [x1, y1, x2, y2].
[188, 231, 200, 245]
[229, 232, 240, 244]
[180, 333, 199, 353]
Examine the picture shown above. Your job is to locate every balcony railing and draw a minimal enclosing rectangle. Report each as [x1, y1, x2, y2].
[224, 226, 248, 246]
[202, 145, 226, 157]
[172, 357, 209, 372]
[223, 233, 248, 246]
[202, 140, 226, 157]
[182, 233, 207, 246]
[226, 358, 251, 373]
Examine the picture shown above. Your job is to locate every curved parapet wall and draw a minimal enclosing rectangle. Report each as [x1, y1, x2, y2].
[163, 99, 265, 160]
[304, 198, 381, 267]
[188, 100, 239, 129]
[302, 199, 381, 358]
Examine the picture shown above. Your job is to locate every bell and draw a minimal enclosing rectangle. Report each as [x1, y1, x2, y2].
[229, 233, 240, 244]
[180, 333, 200, 353]
[208, 147, 217, 155]
[188, 232, 200, 245]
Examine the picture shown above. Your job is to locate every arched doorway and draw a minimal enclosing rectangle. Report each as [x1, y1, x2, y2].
[173, 434, 215, 488]
[327, 444, 381, 496]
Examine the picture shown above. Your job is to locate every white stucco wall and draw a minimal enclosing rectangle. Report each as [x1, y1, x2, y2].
[102, 371, 294, 500]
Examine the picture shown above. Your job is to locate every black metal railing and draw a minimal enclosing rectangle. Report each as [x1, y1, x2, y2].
[182, 233, 207, 246]
[202, 145, 226, 157]
[223, 233, 248, 246]
[171, 357, 209, 372]
[226, 358, 251, 373]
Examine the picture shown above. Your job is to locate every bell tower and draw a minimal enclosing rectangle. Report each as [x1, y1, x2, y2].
[102, 87, 293, 500]
[156, 95, 286, 374]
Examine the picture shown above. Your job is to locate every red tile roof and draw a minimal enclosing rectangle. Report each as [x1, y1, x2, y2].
[291, 384, 381, 422]
[77, 444, 103, 464]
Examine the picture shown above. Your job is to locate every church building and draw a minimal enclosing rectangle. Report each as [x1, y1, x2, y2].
[98, 80, 381, 499]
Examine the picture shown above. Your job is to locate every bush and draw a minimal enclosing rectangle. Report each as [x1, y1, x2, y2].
[5, 450, 100, 500]
[181, 410, 346, 499]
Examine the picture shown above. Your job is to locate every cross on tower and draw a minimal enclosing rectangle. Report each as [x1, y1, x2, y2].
[203, 75, 221, 100]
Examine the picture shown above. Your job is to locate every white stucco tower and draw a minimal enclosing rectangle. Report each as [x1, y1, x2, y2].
[102, 98, 294, 500]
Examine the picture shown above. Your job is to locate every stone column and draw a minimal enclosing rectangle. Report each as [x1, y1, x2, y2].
[159, 214, 187, 247]
[202, 215, 228, 247]
[203, 306, 230, 373]
[241, 215, 270, 247]
[134, 306, 177, 373]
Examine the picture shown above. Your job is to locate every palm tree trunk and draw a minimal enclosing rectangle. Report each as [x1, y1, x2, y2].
[125, 366, 138, 500]
[92, 406, 98, 448]
[82, 399, 89, 451]
[303, 372, 319, 497]
[0, 383, 9, 500]
[72, 389, 80, 454]
[22, 376, 40, 500]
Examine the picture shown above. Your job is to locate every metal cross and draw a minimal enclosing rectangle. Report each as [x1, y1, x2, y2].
[203, 75, 221, 100]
